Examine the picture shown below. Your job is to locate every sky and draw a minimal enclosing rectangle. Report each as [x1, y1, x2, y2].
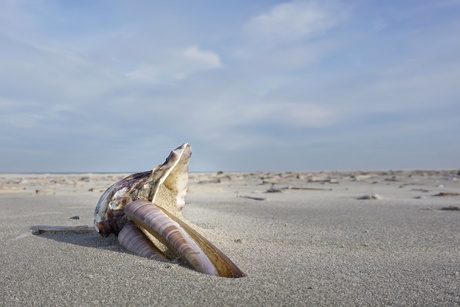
[0, 0, 459, 173]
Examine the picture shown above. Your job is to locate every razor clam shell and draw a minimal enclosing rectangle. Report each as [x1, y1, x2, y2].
[125, 200, 245, 278]
[118, 221, 168, 262]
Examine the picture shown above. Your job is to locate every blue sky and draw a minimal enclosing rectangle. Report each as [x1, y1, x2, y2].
[1, 0, 459, 172]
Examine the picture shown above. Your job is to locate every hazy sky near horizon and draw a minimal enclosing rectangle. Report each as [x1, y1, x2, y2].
[1, 0, 459, 172]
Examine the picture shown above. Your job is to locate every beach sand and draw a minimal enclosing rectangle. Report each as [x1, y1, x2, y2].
[1, 170, 459, 306]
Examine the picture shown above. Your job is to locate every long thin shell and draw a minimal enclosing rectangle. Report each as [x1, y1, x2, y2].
[118, 221, 168, 262]
[124, 200, 245, 278]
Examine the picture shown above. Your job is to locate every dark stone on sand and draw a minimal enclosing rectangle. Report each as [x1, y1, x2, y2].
[35, 189, 55, 195]
[198, 178, 221, 184]
[266, 187, 285, 193]
[433, 192, 460, 197]
[439, 206, 460, 211]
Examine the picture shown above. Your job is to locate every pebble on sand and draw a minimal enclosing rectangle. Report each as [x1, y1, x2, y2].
[35, 189, 55, 195]
[357, 194, 382, 200]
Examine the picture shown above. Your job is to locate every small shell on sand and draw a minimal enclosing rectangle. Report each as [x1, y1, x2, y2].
[35, 189, 55, 195]
[357, 194, 382, 200]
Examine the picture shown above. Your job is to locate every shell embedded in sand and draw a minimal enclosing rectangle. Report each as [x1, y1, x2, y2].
[94, 143, 245, 278]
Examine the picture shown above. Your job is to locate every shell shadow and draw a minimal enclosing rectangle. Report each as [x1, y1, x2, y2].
[30, 225, 121, 252]
[29, 225, 194, 272]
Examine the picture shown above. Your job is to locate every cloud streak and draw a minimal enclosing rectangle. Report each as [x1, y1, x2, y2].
[244, 0, 345, 46]
[126, 45, 222, 83]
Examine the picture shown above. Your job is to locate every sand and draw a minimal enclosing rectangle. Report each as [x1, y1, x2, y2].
[1, 170, 459, 306]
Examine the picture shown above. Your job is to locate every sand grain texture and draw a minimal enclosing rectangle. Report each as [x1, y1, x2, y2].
[1, 170, 459, 306]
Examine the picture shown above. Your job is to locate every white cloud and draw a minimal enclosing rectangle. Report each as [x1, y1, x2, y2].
[125, 65, 158, 83]
[236, 1, 344, 76]
[244, 0, 344, 46]
[181, 45, 221, 69]
[126, 45, 221, 83]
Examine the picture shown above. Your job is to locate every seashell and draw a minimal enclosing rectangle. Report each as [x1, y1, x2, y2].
[94, 143, 245, 278]
[357, 194, 382, 200]
[35, 189, 55, 195]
